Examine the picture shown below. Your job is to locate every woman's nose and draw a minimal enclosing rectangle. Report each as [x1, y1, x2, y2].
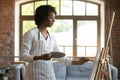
[52, 19, 55, 22]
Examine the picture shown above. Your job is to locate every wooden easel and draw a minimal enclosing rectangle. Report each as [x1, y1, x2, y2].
[89, 12, 115, 80]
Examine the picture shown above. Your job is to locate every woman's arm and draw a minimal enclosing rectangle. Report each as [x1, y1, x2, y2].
[20, 32, 34, 62]
[72, 57, 90, 65]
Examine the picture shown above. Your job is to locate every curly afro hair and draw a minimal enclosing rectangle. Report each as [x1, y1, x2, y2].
[34, 5, 56, 27]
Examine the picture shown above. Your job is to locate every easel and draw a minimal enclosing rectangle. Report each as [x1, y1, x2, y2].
[89, 12, 115, 80]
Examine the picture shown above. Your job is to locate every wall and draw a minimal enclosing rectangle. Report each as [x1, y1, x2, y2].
[0, 0, 15, 68]
[105, 0, 120, 78]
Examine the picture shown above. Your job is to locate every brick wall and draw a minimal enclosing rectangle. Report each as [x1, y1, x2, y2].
[105, 0, 120, 78]
[0, 0, 15, 67]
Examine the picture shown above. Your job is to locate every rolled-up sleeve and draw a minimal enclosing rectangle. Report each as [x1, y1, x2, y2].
[20, 32, 34, 62]
[56, 56, 72, 66]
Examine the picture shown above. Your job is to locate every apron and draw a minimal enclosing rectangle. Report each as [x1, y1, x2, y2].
[25, 29, 56, 80]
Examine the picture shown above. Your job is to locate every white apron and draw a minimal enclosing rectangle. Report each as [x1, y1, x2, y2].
[25, 30, 56, 80]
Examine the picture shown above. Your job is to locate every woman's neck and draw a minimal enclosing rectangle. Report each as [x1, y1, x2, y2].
[38, 25, 47, 32]
[38, 25, 49, 40]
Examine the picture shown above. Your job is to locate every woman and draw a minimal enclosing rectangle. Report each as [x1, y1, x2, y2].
[20, 5, 89, 80]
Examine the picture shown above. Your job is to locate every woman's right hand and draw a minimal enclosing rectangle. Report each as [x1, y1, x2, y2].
[34, 53, 51, 60]
[41, 54, 51, 60]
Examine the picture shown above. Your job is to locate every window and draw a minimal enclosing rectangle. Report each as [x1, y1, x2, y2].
[77, 21, 97, 57]
[15, 0, 104, 61]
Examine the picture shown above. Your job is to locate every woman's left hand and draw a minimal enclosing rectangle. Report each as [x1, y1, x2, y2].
[72, 57, 90, 65]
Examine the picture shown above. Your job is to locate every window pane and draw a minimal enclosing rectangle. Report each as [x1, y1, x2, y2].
[65, 47, 73, 56]
[77, 21, 97, 45]
[35, 1, 46, 9]
[77, 47, 85, 57]
[23, 20, 36, 34]
[61, 0, 72, 15]
[15, 57, 19, 61]
[58, 46, 72, 56]
[77, 46, 97, 57]
[48, 0, 60, 15]
[77, 21, 97, 57]
[74, 1, 85, 15]
[48, 19, 73, 56]
[86, 47, 97, 57]
[21, 3, 34, 15]
[86, 3, 98, 16]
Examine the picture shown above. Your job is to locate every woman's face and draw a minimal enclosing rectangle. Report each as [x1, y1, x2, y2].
[44, 12, 56, 27]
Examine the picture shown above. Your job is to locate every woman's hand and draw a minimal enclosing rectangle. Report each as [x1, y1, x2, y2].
[41, 53, 51, 60]
[34, 53, 51, 60]
[72, 57, 90, 65]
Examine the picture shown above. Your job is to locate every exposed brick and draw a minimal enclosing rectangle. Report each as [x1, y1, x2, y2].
[106, 0, 120, 78]
[0, 0, 15, 70]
